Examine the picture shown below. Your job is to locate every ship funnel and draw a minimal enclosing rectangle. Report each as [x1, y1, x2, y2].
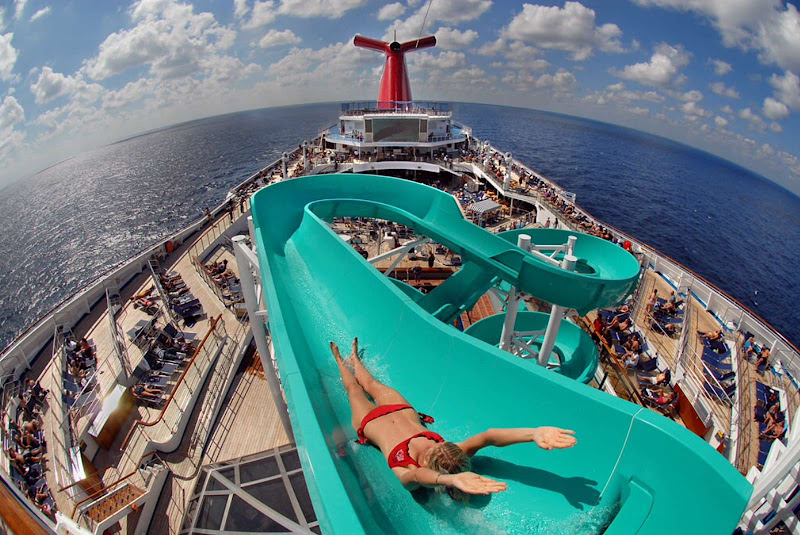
[354, 34, 436, 104]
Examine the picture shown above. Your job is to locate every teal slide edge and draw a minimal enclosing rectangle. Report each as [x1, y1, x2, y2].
[251, 174, 751, 534]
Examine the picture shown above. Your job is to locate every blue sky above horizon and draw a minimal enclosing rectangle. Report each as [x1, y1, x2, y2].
[1, 0, 799, 193]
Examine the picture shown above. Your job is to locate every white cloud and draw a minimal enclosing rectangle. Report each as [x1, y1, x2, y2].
[13, 0, 26, 20]
[721, 104, 733, 115]
[502, 2, 624, 61]
[278, 0, 367, 19]
[0, 33, 17, 81]
[611, 42, 690, 87]
[768, 70, 800, 110]
[680, 89, 703, 101]
[435, 27, 478, 50]
[632, 0, 800, 72]
[0, 95, 25, 165]
[233, 0, 249, 19]
[0, 8, 5, 31]
[762, 97, 789, 120]
[503, 68, 577, 93]
[449, 66, 488, 84]
[30, 67, 103, 105]
[708, 58, 732, 75]
[476, 37, 506, 57]
[714, 115, 727, 128]
[256, 28, 301, 49]
[769, 121, 782, 133]
[377, 2, 405, 21]
[584, 83, 665, 106]
[0, 95, 24, 130]
[629, 106, 649, 115]
[681, 100, 712, 118]
[759, 143, 774, 156]
[738, 107, 767, 131]
[383, 0, 492, 43]
[268, 41, 375, 84]
[709, 81, 739, 98]
[409, 51, 466, 70]
[30, 6, 51, 22]
[83, 0, 237, 81]
[242, 1, 276, 29]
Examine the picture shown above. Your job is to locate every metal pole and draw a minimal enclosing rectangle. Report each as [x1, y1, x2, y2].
[232, 235, 294, 441]
[499, 234, 531, 352]
[538, 236, 577, 366]
[282, 152, 288, 181]
[303, 141, 309, 170]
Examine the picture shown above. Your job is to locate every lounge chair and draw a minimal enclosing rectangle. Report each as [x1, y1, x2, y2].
[705, 367, 735, 383]
[704, 381, 736, 403]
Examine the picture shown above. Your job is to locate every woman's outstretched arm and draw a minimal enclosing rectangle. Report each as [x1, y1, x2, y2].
[396, 467, 507, 495]
[457, 427, 577, 457]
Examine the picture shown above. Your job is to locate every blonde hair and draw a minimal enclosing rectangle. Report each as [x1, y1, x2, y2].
[427, 442, 472, 502]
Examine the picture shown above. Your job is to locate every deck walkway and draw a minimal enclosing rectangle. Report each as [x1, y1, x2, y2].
[146, 352, 289, 535]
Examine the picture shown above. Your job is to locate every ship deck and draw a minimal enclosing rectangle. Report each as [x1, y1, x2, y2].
[3, 140, 796, 533]
[12, 183, 298, 533]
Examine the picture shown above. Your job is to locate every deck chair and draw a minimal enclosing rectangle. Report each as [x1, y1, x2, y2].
[636, 357, 659, 373]
[705, 367, 735, 383]
[703, 354, 733, 373]
[704, 381, 735, 404]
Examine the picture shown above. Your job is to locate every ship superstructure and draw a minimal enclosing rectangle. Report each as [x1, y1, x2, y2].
[0, 34, 797, 535]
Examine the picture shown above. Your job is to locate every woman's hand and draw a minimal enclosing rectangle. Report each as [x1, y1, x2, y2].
[532, 427, 577, 450]
[447, 472, 507, 495]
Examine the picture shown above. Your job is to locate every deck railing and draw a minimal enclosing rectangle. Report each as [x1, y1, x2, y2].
[71, 450, 161, 524]
[187, 196, 252, 263]
[120, 316, 225, 449]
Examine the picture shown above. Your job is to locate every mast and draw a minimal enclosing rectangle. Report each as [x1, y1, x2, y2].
[353, 34, 436, 105]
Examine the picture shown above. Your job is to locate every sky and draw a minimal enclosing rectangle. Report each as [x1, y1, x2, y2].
[1, 0, 799, 194]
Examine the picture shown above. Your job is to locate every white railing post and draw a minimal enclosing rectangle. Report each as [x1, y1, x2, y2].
[232, 235, 293, 441]
[500, 234, 530, 352]
[538, 236, 577, 366]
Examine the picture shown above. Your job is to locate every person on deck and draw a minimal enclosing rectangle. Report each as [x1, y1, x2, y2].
[646, 289, 658, 315]
[132, 384, 164, 402]
[743, 335, 757, 361]
[755, 346, 771, 371]
[331, 338, 577, 501]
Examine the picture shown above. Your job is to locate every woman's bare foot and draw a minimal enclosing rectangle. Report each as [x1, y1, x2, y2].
[330, 341, 344, 364]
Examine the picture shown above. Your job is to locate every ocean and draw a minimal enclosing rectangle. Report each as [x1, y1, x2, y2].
[0, 102, 798, 353]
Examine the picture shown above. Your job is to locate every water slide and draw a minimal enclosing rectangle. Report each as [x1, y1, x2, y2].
[251, 174, 751, 534]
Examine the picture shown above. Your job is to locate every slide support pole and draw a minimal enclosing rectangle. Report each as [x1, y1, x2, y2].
[538, 236, 577, 366]
[233, 235, 294, 441]
[500, 234, 531, 352]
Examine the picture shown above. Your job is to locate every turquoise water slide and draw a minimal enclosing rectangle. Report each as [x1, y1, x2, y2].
[251, 174, 750, 534]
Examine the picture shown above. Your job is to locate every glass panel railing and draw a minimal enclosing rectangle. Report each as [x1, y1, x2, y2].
[340, 101, 451, 116]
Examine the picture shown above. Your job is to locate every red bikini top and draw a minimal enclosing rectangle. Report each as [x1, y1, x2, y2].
[387, 431, 445, 469]
[354, 404, 441, 468]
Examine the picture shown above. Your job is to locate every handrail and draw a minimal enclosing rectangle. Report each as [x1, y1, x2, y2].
[119, 315, 222, 449]
[58, 464, 113, 493]
[70, 450, 157, 518]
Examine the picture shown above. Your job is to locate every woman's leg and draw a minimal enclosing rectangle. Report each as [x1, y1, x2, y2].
[331, 342, 375, 430]
[348, 338, 410, 406]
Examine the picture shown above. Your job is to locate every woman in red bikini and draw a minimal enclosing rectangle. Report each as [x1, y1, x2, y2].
[331, 338, 577, 501]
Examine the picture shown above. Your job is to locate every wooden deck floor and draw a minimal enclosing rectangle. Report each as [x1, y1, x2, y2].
[147, 352, 290, 535]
